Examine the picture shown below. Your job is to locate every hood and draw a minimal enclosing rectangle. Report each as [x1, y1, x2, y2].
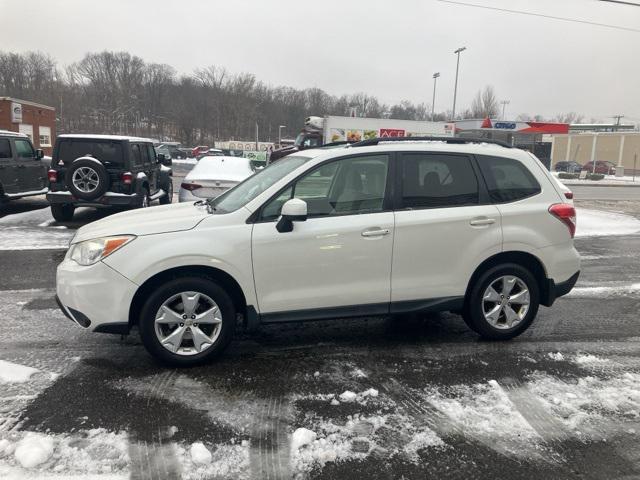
[72, 202, 209, 243]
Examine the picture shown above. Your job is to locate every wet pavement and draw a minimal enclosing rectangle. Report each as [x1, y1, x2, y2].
[1, 184, 640, 478]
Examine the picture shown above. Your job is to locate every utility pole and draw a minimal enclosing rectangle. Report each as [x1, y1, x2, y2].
[451, 46, 466, 121]
[500, 100, 510, 120]
[612, 114, 624, 132]
[431, 72, 440, 122]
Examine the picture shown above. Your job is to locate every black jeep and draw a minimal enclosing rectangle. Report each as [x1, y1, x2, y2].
[0, 130, 48, 202]
[46, 135, 173, 221]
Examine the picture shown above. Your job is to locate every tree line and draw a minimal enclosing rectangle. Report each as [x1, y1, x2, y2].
[0, 51, 586, 146]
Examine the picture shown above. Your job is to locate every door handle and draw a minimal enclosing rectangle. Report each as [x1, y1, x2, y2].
[361, 228, 390, 237]
[469, 217, 496, 226]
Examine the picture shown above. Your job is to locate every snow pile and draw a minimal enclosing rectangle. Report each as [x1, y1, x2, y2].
[547, 352, 565, 361]
[424, 379, 543, 456]
[338, 391, 358, 403]
[527, 372, 640, 433]
[573, 353, 611, 367]
[403, 429, 445, 461]
[336, 388, 379, 404]
[178, 443, 249, 480]
[0, 360, 40, 383]
[575, 208, 640, 237]
[13, 434, 54, 468]
[189, 442, 212, 465]
[291, 428, 317, 454]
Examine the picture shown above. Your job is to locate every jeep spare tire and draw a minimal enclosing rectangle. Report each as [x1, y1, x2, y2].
[65, 157, 109, 200]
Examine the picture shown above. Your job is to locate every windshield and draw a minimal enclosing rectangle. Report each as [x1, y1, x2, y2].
[208, 155, 311, 213]
[294, 133, 306, 147]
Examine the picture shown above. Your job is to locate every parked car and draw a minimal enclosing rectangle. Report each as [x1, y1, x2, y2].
[179, 155, 255, 202]
[196, 148, 223, 160]
[157, 143, 186, 159]
[55, 137, 580, 366]
[46, 134, 173, 221]
[554, 161, 582, 173]
[191, 145, 210, 157]
[0, 130, 48, 203]
[582, 161, 616, 175]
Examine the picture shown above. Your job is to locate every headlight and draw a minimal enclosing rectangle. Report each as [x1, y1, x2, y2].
[70, 236, 135, 266]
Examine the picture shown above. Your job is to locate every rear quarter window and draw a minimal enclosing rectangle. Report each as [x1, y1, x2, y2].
[477, 155, 541, 203]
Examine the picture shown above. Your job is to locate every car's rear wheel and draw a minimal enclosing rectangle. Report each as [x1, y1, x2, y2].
[138, 277, 236, 366]
[50, 204, 75, 222]
[463, 264, 539, 340]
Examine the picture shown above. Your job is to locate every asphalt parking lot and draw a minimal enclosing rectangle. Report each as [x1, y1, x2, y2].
[1, 181, 640, 479]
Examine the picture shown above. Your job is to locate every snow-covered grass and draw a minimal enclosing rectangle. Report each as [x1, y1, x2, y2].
[575, 208, 640, 237]
[553, 171, 640, 186]
[0, 360, 40, 384]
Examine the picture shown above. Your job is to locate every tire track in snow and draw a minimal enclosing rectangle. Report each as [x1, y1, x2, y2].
[250, 394, 290, 480]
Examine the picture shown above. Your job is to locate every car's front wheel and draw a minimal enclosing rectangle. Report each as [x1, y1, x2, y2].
[138, 277, 236, 366]
[50, 204, 75, 222]
[159, 180, 173, 205]
[463, 264, 539, 340]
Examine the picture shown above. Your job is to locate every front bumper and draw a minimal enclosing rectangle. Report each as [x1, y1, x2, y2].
[56, 257, 138, 334]
[47, 191, 140, 208]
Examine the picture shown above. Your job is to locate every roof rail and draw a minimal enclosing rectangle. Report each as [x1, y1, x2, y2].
[348, 136, 513, 148]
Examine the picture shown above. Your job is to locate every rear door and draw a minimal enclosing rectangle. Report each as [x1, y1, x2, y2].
[0, 137, 18, 194]
[13, 137, 46, 192]
[391, 152, 502, 307]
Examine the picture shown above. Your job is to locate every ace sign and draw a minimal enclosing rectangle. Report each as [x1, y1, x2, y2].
[379, 128, 405, 138]
[11, 102, 22, 123]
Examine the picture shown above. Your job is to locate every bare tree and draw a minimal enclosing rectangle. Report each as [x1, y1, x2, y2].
[470, 86, 499, 118]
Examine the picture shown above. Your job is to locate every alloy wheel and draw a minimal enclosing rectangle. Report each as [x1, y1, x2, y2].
[482, 275, 530, 329]
[72, 167, 99, 193]
[154, 291, 223, 356]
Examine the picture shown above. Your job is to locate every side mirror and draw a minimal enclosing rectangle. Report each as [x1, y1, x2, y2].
[35, 149, 44, 159]
[276, 198, 307, 233]
[157, 153, 172, 166]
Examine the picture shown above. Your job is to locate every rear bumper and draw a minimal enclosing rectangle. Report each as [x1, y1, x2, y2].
[47, 191, 140, 207]
[542, 271, 580, 307]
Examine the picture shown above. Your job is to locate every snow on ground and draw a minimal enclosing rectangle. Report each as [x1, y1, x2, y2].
[171, 159, 197, 165]
[575, 208, 640, 237]
[553, 171, 640, 186]
[566, 282, 640, 297]
[0, 208, 74, 250]
[0, 360, 40, 384]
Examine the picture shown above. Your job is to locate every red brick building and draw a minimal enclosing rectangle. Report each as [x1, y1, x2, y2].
[0, 97, 56, 155]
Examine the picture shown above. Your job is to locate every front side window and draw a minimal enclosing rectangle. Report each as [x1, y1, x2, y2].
[147, 144, 157, 163]
[14, 139, 35, 158]
[0, 139, 11, 159]
[477, 155, 541, 203]
[261, 154, 389, 220]
[400, 153, 479, 209]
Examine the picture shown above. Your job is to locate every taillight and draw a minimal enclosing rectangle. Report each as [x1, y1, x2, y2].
[549, 203, 576, 238]
[121, 172, 133, 185]
[181, 182, 202, 191]
[564, 191, 574, 200]
[47, 169, 57, 183]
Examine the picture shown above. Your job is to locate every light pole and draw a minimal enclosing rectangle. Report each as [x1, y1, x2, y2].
[500, 100, 510, 120]
[451, 46, 466, 121]
[431, 72, 440, 122]
[278, 125, 286, 146]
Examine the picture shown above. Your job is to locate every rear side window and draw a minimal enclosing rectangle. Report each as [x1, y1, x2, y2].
[477, 155, 541, 203]
[0, 139, 11, 159]
[400, 153, 479, 209]
[130, 144, 143, 168]
[57, 140, 124, 165]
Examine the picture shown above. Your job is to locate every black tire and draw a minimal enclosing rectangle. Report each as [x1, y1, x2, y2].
[462, 263, 539, 340]
[138, 276, 236, 366]
[65, 158, 109, 200]
[137, 188, 150, 209]
[159, 180, 173, 205]
[50, 204, 75, 222]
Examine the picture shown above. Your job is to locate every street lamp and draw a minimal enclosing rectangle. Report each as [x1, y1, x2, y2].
[451, 46, 466, 121]
[500, 100, 510, 120]
[278, 125, 286, 146]
[431, 72, 440, 122]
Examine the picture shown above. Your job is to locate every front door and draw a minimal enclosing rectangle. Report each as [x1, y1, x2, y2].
[13, 138, 45, 192]
[252, 153, 394, 317]
[391, 152, 502, 306]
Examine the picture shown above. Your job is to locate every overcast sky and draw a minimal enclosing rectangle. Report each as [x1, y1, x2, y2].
[1, 0, 639, 121]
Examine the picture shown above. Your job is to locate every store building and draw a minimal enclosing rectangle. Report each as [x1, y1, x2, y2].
[454, 118, 569, 168]
[552, 132, 640, 175]
[0, 97, 56, 155]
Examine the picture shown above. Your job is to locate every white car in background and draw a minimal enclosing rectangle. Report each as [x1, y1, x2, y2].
[179, 155, 255, 202]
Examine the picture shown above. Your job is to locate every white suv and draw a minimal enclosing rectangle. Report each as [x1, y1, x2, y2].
[56, 138, 580, 366]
